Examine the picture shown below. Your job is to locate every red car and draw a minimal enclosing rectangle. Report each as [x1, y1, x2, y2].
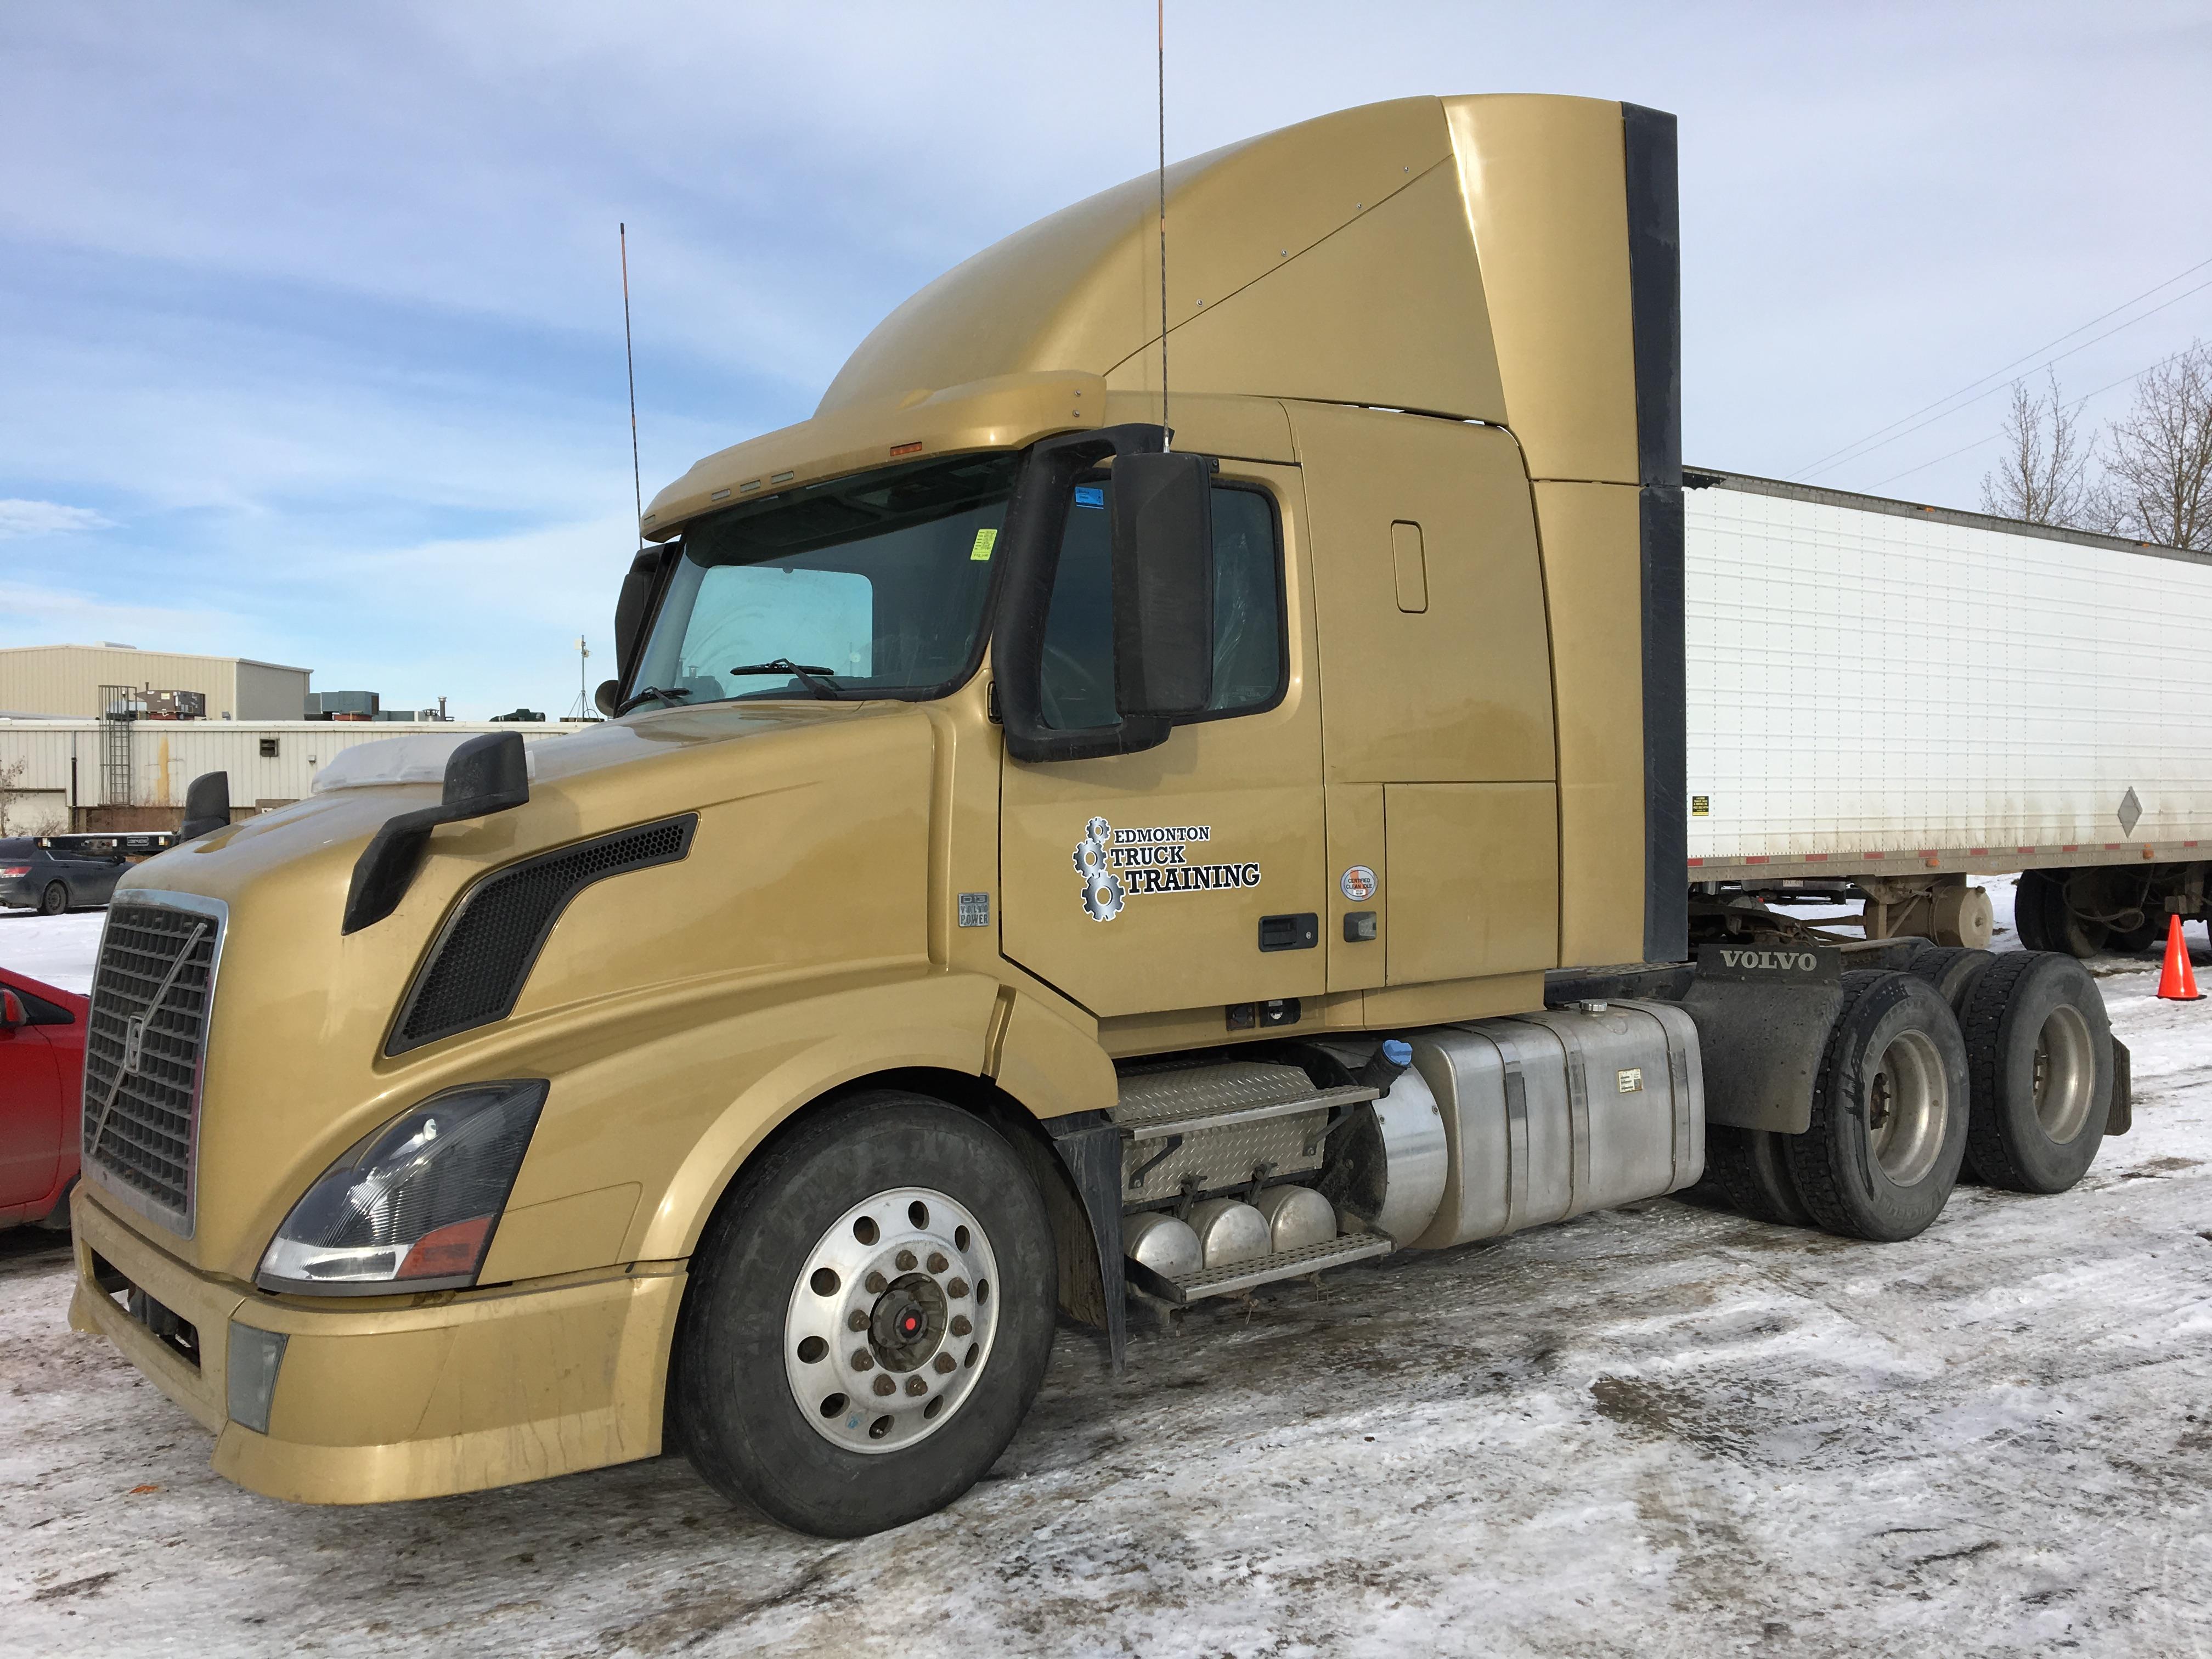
[0, 966, 87, 1231]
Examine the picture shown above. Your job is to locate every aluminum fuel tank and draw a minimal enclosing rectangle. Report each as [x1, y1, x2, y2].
[1406, 1000, 1704, 1250]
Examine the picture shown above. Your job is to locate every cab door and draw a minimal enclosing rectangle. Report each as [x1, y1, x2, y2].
[997, 464, 1325, 1019]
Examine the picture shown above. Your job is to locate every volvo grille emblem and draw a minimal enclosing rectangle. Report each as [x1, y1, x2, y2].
[120, 1014, 150, 1075]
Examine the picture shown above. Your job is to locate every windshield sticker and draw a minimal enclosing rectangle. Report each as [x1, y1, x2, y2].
[1072, 816, 1260, 922]
[968, 527, 998, 562]
[1074, 484, 1106, 509]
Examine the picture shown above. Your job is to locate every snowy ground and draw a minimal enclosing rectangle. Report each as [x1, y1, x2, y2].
[4, 881, 2211, 1657]
[0, 908, 104, 994]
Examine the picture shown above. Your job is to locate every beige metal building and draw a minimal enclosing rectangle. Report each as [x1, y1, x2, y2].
[0, 718, 590, 835]
[0, 644, 313, 722]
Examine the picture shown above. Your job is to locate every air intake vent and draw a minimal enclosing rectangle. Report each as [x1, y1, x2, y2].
[388, 815, 696, 1054]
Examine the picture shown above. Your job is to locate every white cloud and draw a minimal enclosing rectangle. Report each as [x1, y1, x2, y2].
[0, 499, 114, 538]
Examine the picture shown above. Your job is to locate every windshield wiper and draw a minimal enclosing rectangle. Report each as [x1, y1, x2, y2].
[728, 659, 842, 701]
[616, 685, 693, 715]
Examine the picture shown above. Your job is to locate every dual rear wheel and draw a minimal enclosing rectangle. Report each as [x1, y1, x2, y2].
[1706, 951, 2111, 1241]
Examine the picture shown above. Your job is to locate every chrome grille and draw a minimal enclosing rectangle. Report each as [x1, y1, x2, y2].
[82, 893, 225, 1235]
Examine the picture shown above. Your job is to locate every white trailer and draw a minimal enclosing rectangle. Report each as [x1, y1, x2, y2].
[1683, 471, 2212, 953]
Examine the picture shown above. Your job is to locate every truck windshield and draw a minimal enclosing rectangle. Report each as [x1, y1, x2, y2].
[630, 452, 1021, 706]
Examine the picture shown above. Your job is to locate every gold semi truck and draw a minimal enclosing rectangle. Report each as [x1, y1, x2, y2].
[68, 94, 2126, 1537]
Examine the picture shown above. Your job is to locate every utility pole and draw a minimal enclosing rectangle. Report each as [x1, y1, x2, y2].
[570, 635, 595, 720]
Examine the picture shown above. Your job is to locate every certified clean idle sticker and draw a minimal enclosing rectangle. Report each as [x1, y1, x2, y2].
[1073, 816, 1261, 922]
[1339, 865, 1377, 902]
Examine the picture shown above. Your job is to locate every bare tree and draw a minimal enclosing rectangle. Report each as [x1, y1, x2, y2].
[2096, 340, 2212, 551]
[0, 757, 27, 837]
[1980, 369, 2098, 527]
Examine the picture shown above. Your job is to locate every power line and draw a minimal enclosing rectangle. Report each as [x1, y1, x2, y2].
[1865, 340, 2202, 491]
[1787, 253, 2212, 479]
[1802, 274, 2212, 482]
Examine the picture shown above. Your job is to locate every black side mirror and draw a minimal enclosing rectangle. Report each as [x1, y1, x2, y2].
[342, 732, 530, 934]
[614, 543, 678, 691]
[179, 771, 232, 842]
[1110, 452, 1214, 720]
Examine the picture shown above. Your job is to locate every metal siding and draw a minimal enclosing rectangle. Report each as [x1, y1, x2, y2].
[0, 721, 589, 811]
[1687, 484, 2212, 866]
[233, 662, 313, 721]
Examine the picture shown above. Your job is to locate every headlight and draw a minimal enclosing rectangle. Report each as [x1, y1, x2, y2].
[256, 1080, 546, 1295]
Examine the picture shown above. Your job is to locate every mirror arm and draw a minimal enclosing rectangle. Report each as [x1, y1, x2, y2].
[341, 733, 530, 934]
[995, 424, 1173, 764]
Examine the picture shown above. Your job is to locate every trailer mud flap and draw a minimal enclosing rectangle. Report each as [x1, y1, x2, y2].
[1679, 945, 1843, 1135]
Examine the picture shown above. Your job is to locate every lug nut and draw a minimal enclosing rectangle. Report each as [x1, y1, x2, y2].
[865, 1271, 888, 1295]
[851, 1350, 874, 1371]
[950, 1314, 972, 1338]
[895, 1249, 917, 1272]
[905, 1375, 927, 1397]
[848, 1310, 869, 1332]
[927, 1251, 949, 1274]
[872, 1375, 896, 1397]
[947, 1277, 970, 1299]
[933, 1353, 956, 1375]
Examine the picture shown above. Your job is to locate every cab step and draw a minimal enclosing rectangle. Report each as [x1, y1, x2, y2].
[1110, 1060, 1378, 1202]
[1129, 1232, 1395, 1305]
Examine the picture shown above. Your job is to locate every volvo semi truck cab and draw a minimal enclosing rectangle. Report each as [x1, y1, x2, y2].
[69, 94, 2123, 1538]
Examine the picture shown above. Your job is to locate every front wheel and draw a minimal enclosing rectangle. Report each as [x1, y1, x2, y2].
[674, 1091, 1056, 1537]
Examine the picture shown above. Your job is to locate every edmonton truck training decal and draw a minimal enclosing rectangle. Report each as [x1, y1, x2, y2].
[1073, 816, 1262, 922]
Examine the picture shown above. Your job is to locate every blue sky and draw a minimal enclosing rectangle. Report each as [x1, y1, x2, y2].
[6, 3, 2210, 716]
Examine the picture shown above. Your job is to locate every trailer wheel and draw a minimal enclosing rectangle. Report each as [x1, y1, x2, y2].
[1784, 970, 1968, 1242]
[38, 882, 68, 916]
[1703, 1125, 1814, 1227]
[2012, 871, 2063, 953]
[674, 1091, 1056, 1537]
[1957, 951, 2110, 1193]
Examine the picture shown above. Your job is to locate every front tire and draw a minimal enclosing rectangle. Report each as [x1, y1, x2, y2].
[675, 1091, 1056, 1537]
[1785, 971, 1969, 1242]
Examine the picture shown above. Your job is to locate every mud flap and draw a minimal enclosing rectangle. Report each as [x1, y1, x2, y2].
[1045, 1112, 1127, 1373]
[2108, 1039, 2132, 1136]
[1678, 945, 1844, 1135]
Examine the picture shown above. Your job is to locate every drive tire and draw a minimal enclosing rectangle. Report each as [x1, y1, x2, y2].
[1906, 946, 1995, 1016]
[1703, 1125, 1815, 1228]
[1784, 970, 1969, 1242]
[1957, 951, 2110, 1194]
[675, 1090, 1056, 1538]
[38, 882, 67, 917]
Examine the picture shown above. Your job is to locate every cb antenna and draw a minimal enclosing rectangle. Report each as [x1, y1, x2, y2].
[620, 223, 644, 551]
[1156, 0, 1170, 452]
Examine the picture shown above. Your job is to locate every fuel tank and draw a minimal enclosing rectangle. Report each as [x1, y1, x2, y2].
[1405, 1000, 1704, 1249]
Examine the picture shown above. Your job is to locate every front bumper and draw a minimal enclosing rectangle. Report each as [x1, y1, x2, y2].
[69, 1185, 685, 1504]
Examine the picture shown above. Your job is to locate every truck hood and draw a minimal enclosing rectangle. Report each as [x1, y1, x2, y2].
[99, 699, 939, 1280]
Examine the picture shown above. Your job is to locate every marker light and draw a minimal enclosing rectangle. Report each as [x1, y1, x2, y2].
[256, 1080, 546, 1295]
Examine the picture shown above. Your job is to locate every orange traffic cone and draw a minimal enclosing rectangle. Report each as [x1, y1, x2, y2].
[2157, 913, 2203, 1001]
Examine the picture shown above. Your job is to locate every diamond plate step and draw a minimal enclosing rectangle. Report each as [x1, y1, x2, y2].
[1133, 1232, 1395, 1305]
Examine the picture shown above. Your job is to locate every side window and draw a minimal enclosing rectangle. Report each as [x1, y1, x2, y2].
[1037, 480, 1285, 731]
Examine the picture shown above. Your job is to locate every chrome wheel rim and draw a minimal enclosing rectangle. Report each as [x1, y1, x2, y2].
[1865, 1028, 1947, 1186]
[2032, 1003, 2096, 1143]
[783, 1186, 1000, 1455]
